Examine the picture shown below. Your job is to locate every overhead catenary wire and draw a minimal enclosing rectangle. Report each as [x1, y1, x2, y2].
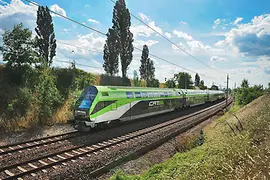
[109, 0, 228, 75]
[23, 0, 223, 85]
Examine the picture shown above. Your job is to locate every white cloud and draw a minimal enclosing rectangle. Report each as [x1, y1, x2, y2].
[212, 18, 221, 29]
[234, 17, 243, 25]
[165, 32, 172, 39]
[50, 4, 66, 17]
[173, 30, 193, 41]
[84, 4, 90, 8]
[138, 12, 150, 21]
[88, 18, 99, 24]
[215, 14, 270, 57]
[134, 40, 159, 48]
[131, 13, 162, 39]
[210, 56, 227, 62]
[180, 21, 188, 25]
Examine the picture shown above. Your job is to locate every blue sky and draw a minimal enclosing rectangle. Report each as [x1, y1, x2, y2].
[0, 0, 269, 88]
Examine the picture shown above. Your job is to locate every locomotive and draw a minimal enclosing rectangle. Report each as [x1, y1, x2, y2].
[73, 86, 225, 131]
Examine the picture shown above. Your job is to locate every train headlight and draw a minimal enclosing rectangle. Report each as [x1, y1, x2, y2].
[75, 110, 87, 117]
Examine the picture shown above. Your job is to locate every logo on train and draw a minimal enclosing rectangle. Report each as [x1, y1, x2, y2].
[149, 101, 164, 107]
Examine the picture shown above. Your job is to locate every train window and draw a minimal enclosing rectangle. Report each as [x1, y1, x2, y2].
[135, 92, 141, 98]
[168, 92, 173, 96]
[102, 92, 109, 96]
[159, 92, 164, 97]
[148, 92, 153, 98]
[141, 92, 148, 98]
[126, 92, 134, 98]
[154, 92, 159, 97]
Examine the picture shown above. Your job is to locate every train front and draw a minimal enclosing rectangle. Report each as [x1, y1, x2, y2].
[73, 86, 98, 131]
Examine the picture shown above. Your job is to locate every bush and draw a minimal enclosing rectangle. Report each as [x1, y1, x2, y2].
[100, 74, 131, 86]
[235, 85, 264, 105]
[35, 70, 62, 123]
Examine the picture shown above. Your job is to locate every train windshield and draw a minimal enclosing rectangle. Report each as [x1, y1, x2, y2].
[75, 86, 98, 109]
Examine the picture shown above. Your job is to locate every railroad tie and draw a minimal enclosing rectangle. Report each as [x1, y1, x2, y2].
[4, 170, 14, 177]
[48, 157, 57, 162]
[56, 155, 66, 159]
[64, 152, 73, 157]
[79, 148, 88, 152]
[28, 163, 38, 169]
[92, 145, 100, 148]
[38, 160, 48, 165]
[72, 150, 81, 154]
[17, 166, 27, 172]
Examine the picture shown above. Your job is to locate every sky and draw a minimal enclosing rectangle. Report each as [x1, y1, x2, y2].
[0, 0, 270, 89]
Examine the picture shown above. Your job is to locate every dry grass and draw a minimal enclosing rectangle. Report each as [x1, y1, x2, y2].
[111, 94, 270, 180]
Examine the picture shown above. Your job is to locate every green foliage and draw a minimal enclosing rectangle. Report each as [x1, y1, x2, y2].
[73, 69, 96, 90]
[165, 79, 176, 88]
[100, 74, 131, 86]
[210, 85, 219, 90]
[35, 6, 56, 68]
[139, 45, 155, 87]
[235, 79, 265, 105]
[1, 23, 37, 67]
[195, 73, 200, 87]
[199, 80, 207, 90]
[52, 68, 75, 98]
[35, 70, 62, 122]
[7, 87, 33, 117]
[133, 70, 140, 87]
[147, 78, 160, 87]
[241, 78, 249, 88]
[112, 0, 134, 77]
[174, 72, 193, 89]
[103, 28, 119, 76]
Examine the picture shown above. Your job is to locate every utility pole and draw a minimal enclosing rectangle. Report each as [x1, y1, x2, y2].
[226, 74, 229, 111]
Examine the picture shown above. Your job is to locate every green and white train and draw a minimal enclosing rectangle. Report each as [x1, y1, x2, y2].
[73, 86, 225, 131]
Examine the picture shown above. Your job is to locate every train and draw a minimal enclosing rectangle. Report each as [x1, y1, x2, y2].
[73, 86, 225, 131]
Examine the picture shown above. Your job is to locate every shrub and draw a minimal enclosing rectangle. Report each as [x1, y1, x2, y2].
[35, 70, 62, 123]
[100, 74, 131, 86]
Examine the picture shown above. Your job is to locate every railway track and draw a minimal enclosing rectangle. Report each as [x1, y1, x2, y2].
[0, 131, 80, 156]
[0, 98, 232, 180]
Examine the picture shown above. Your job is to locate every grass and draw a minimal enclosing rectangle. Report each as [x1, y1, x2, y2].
[110, 94, 270, 180]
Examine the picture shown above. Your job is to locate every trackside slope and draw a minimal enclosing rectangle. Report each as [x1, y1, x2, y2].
[111, 94, 270, 179]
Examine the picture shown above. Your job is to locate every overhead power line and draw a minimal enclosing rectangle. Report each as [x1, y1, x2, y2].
[109, 0, 227, 75]
[57, 40, 103, 55]
[23, 0, 223, 84]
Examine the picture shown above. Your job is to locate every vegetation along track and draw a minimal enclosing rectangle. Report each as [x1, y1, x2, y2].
[0, 98, 232, 180]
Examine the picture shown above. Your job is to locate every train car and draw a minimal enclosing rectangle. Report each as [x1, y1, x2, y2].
[73, 86, 225, 131]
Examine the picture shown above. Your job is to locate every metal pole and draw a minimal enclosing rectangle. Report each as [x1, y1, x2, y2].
[226, 74, 229, 111]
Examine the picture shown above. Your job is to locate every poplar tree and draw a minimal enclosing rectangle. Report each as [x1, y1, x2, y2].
[139, 45, 155, 87]
[35, 6, 56, 68]
[195, 73, 200, 86]
[103, 28, 119, 76]
[112, 0, 134, 78]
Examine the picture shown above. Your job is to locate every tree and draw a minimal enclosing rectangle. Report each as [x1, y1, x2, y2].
[0, 23, 37, 67]
[195, 73, 200, 87]
[147, 78, 160, 87]
[165, 79, 176, 88]
[174, 72, 193, 89]
[35, 6, 56, 68]
[139, 45, 155, 87]
[241, 79, 249, 88]
[103, 28, 119, 76]
[199, 80, 207, 90]
[210, 85, 219, 90]
[112, 0, 134, 78]
[133, 70, 140, 87]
